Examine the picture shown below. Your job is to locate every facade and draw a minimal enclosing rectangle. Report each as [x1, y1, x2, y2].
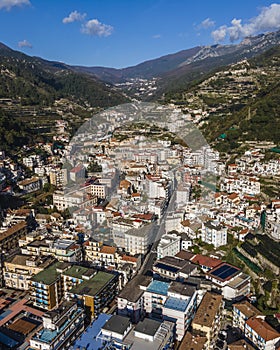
[0, 221, 27, 253]
[117, 275, 152, 323]
[245, 316, 280, 350]
[30, 262, 70, 310]
[4, 254, 55, 290]
[67, 270, 119, 318]
[233, 300, 261, 332]
[157, 233, 181, 259]
[18, 177, 41, 193]
[201, 221, 227, 248]
[29, 301, 85, 350]
[192, 292, 224, 349]
[124, 224, 155, 255]
[144, 280, 198, 341]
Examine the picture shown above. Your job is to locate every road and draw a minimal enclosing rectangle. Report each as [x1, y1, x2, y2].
[140, 177, 177, 276]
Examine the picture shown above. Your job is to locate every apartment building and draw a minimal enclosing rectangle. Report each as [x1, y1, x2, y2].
[201, 221, 227, 248]
[245, 316, 280, 350]
[192, 292, 224, 349]
[30, 262, 70, 310]
[29, 301, 85, 350]
[157, 233, 181, 259]
[4, 254, 55, 290]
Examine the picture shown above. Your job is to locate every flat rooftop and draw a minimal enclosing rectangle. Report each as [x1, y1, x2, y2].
[208, 263, 240, 282]
[134, 318, 161, 336]
[102, 315, 131, 335]
[233, 300, 261, 319]
[178, 332, 207, 350]
[118, 275, 151, 303]
[31, 262, 68, 285]
[62, 265, 96, 279]
[69, 271, 116, 297]
[164, 296, 190, 312]
[146, 280, 169, 296]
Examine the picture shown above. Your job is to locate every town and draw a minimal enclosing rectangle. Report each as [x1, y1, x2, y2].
[0, 101, 279, 350]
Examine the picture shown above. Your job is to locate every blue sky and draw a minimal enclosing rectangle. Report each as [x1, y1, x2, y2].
[0, 0, 279, 68]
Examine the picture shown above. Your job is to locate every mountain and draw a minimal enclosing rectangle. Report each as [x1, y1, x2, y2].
[73, 46, 202, 83]
[73, 30, 280, 99]
[0, 44, 128, 108]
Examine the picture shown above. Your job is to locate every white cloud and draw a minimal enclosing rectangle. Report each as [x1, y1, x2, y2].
[211, 26, 227, 42]
[152, 34, 161, 39]
[200, 18, 215, 29]
[0, 0, 30, 10]
[62, 10, 86, 24]
[18, 39, 32, 48]
[81, 19, 113, 37]
[211, 3, 280, 43]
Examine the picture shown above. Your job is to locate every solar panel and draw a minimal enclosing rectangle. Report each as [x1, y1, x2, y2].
[210, 264, 239, 280]
[155, 263, 179, 273]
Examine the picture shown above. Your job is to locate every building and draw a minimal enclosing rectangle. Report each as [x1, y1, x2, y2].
[245, 316, 280, 350]
[201, 221, 227, 248]
[0, 221, 27, 253]
[96, 315, 174, 350]
[124, 224, 155, 255]
[21, 238, 82, 263]
[192, 292, 224, 349]
[67, 270, 119, 318]
[118, 275, 152, 323]
[29, 301, 85, 350]
[18, 177, 41, 193]
[61, 265, 96, 294]
[153, 256, 198, 280]
[144, 280, 198, 340]
[233, 300, 261, 332]
[30, 262, 70, 310]
[207, 262, 251, 300]
[157, 233, 181, 259]
[3, 254, 55, 290]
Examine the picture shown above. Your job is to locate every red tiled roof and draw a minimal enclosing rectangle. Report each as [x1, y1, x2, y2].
[246, 316, 280, 341]
[191, 254, 222, 269]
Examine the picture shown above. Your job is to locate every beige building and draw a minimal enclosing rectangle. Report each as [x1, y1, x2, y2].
[4, 254, 55, 290]
[192, 292, 224, 349]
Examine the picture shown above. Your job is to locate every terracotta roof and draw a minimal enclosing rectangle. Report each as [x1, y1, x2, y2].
[193, 292, 223, 328]
[100, 245, 116, 255]
[178, 332, 207, 350]
[175, 250, 195, 261]
[121, 255, 138, 263]
[180, 219, 190, 227]
[246, 316, 280, 341]
[191, 254, 222, 269]
[233, 300, 261, 319]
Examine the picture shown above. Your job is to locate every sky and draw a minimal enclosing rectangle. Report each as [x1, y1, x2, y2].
[0, 0, 280, 68]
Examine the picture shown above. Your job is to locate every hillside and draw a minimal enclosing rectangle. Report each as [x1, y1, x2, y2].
[166, 45, 280, 152]
[72, 30, 280, 96]
[0, 43, 127, 108]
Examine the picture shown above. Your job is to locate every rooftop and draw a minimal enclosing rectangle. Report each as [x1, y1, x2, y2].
[164, 296, 190, 312]
[208, 262, 240, 282]
[146, 280, 169, 296]
[193, 292, 223, 328]
[178, 332, 207, 350]
[102, 315, 131, 335]
[62, 266, 95, 279]
[69, 271, 116, 297]
[134, 318, 161, 336]
[246, 316, 280, 341]
[118, 275, 151, 303]
[233, 300, 261, 319]
[31, 262, 65, 285]
[0, 221, 27, 242]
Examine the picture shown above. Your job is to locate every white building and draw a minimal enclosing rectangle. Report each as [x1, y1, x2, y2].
[201, 220, 227, 248]
[157, 233, 181, 259]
